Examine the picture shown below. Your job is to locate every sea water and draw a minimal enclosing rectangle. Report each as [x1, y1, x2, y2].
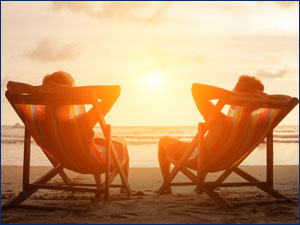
[1, 125, 299, 167]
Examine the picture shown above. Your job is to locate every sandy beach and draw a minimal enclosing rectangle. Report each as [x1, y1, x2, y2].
[2, 1, 299, 224]
[1, 165, 299, 224]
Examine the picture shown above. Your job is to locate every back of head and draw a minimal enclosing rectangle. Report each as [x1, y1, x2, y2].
[42, 71, 75, 118]
[42, 71, 75, 87]
[234, 75, 264, 93]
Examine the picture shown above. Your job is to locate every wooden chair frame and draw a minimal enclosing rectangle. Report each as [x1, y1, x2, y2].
[158, 95, 299, 207]
[2, 90, 132, 210]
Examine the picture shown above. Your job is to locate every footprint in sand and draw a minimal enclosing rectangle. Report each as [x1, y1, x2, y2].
[124, 212, 138, 217]
[162, 204, 178, 209]
[183, 209, 202, 214]
[169, 211, 212, 223]
[1, 193, 16, 199]
[115, 202, 132, 207]
[2, 216, 28, 224]
[132, 191, 146, 196]
[169, 212, 191, 216]
[192, 202, 214, 207]
[110, 214, 129, 219]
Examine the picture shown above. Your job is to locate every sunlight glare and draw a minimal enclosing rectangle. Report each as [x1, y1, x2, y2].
[145, 73, 162, 90]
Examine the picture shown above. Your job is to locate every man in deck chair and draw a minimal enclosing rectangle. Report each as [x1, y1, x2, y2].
[158, 75, 292, 194]
[7, 71, 129, 189]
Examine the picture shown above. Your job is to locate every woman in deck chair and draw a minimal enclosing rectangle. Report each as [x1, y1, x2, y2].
[158, 75, 292, 194]
[7, 71, 129, 187]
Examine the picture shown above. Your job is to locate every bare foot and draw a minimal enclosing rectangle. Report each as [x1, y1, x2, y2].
[120, 187, 133, 194]
[91, 193, 102, 203]
[194, 187, 203, 194]
[155, 187, 172, 195]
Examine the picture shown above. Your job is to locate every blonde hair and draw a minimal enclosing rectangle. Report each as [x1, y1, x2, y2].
[43, 71, 75, 87]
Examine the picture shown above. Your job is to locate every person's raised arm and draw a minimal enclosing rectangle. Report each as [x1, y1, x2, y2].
[7, 81, 43, 95]
[254, 90, 292, 103]
[191, 83, 232, 121]
[57, 85, 121, 117]
[7, 81, 121, 127]
[74, 85, 121, 128]
[39, 85, 121, 127]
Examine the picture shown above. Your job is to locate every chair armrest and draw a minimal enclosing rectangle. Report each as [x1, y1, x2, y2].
[5, 90, 96, 105]
[226, 95, 297, 109]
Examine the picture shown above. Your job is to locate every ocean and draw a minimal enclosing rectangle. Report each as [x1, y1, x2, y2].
[1, 125, 299, 167]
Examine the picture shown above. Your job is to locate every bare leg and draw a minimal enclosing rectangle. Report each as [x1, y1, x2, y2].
[93, 174, 102, 202]
[158, 136, 190, 194]
[158, 136, 174, 194]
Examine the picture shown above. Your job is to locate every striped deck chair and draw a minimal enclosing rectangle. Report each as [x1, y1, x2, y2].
[3, 87, 131, 210]
[158, 93, 298, 207]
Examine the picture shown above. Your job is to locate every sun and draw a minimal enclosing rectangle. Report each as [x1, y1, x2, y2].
[145, 73, 162, 89]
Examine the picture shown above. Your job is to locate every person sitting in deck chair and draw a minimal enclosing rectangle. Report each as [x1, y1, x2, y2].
[158, 75, 292, 194]
[7, 71, 130, 187]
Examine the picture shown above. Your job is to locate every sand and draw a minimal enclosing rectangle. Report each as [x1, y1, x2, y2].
[1, 165, 299, 224]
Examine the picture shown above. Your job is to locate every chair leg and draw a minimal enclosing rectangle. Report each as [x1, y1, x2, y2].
[176, 166, 232, 207]
[196, 122, 205, 194]
[58, 170, 72, 186]
[119, 158, 131, 195]
[210, 168, 234, 192]
[111, 147, 131, 196]
[45, 155, 72, 186]
[2, 164, 63, 209]
[105, 125, 111, 201]
[179, 167, 232, 207]
[196, 173, 207, 194]
[233, 167, 294, 202]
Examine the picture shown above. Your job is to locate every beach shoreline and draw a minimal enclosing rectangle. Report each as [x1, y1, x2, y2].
[1, 165, 299, 224]
[2, 125, 299, 168]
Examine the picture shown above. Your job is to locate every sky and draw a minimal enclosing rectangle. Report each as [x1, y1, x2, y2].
[1, 1, 299, 126]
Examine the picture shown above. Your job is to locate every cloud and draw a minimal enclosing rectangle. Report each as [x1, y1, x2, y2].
[136, 47, 204, 73]
[146, 47, 173, 67]
[141, 2, 171, 24]
[274, 1, 299, 8]
[258, 1, 299, 8]
[51, 1, 172, 24]
[24, 38, 82, 62]
[180, 55, 204, 64]
[256, 69, 288, 78]
[147, 47, 204, 65]
[51, 1, 93, 14]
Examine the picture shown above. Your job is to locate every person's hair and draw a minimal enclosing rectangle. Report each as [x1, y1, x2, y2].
[42, 71, 75, 87]
[234, 75, 264, 93]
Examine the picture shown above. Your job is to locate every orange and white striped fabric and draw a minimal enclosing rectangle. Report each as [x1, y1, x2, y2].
[15, 103, 126, 174]
[188, 106, 281, 172]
